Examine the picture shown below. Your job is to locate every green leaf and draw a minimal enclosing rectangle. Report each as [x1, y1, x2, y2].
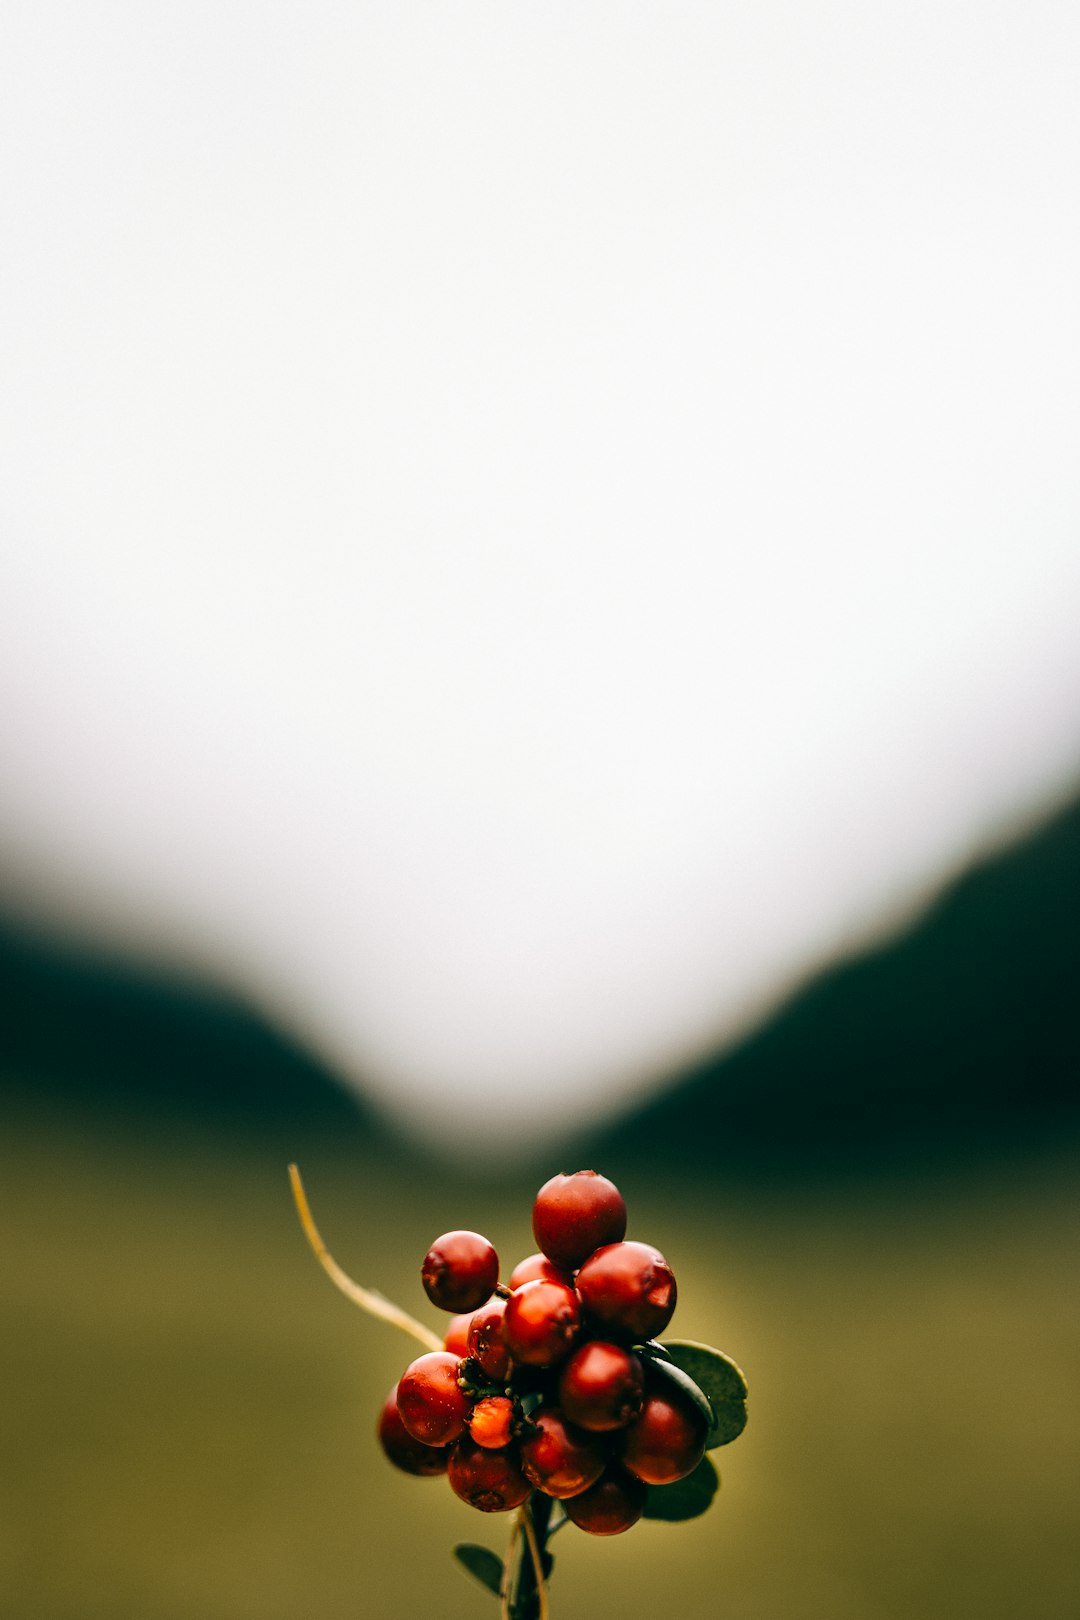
[643, 1353, 716, 1433]
[643, 1454, 720, 1521]
[452, 1544, 503, 1598]
[657, 1340, 748, 1447]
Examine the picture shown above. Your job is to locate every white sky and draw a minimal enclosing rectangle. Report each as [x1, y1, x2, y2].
[1, 3, 1078, 1151]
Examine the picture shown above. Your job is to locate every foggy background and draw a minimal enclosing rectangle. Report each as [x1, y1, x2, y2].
[2, 5, 1078, 1619]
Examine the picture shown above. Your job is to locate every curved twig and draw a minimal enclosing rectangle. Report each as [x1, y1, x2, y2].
[288, 1164, 441, 1352]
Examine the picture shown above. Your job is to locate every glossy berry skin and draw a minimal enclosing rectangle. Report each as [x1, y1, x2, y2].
[469, 1395, 516, 1450]
[447, 1437, 532, 1512]
[421, 1230, 500, 1313]
[467, 1298, 512, 1381]
[558, 1340, 645, 1431]
[518, 1404, 609, 1499]
[377, 1386, 449, 1476]
[619, 1379, 707, 1485]
[396, 1351, 470, 1446]
[575, 1240, 677, 1340]
[532, 1171, 627, 1271]
[508, 1252, 574, 1291]
[564, 1464, 646, 1535]
[503, 1278, 582, 1367]
[443, 1311, 478, 1358]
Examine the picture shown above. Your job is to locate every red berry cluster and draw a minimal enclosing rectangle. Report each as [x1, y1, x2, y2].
[378, 1170, 706, 1536]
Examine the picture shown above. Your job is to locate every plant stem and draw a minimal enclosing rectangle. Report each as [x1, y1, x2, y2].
[287, 1165, 441, 1351]
[507, 1494, 552, 1620]
[499, 1513, 522, 1620]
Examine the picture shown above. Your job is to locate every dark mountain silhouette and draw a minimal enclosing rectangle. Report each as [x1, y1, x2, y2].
[3, 786, 1078, 1171]
[0, 915, 378, 1143]
[587, 790, 1080, 1174]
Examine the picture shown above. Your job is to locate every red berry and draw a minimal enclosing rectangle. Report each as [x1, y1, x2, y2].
[558, 1340, 645, 1431]
[503, 1278, 582, 1367]
[448, 1437, 532, 1512]
[377, 1385, 449, 1476]
[396, 1351, 471, 1446]
[508, 1252, 574, 1290]
[532, 1170, 627, 1270]
[575, 1240, 677, 1340]
[518, 1404, 609, 1499]
[444, 1311, 478, 1358]
[564, 1464, 646, 1535]
[421, 1230, 499, 1313]
[469, 1395, 516, 1450]
[619, 1378, 707, 1485]
[467, 1297, 512, 1381]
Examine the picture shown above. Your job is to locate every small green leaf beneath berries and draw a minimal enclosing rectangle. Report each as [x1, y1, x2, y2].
[453, 1544, 503, 1598]
[643, 1454, 720, 1521]
[657, 1341, 748, 1447]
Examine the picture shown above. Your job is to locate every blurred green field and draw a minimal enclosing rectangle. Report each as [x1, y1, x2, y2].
[3, 1100, 1078, 1620]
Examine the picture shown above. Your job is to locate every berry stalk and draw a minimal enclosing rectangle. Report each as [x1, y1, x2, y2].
[288, 1164, 441, 1351]
[504, 1494, 551, 1620]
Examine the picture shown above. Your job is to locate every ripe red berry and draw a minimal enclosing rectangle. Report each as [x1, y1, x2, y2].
[468, 1395, 516, 1450]
[557, 1340, 645, 1431]
[508, 1252, 574, 1290]
[575, 1240, 677, 1340]
[532, 1170, 627, 1270]
[396, 1351, 471, 1446]
[503, 1278, 582, 1367]
[619, 1379, 707, 1485]
[564, 1464, 646, 1535]
[467, 1297, 512, 1381]
[518, 1404, 609, 1499]
[377, 1385, 449, 1476]
[421, 1230, 499, 1313]
[443, 1311, 478, 1358]
[447, 1437, 532, 1512]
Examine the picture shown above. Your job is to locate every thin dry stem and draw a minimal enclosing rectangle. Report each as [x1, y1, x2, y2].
[520, 1504, 550, 1620]
[288, 1164, 441, 1352]
[500, 1511, 523, 1620]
